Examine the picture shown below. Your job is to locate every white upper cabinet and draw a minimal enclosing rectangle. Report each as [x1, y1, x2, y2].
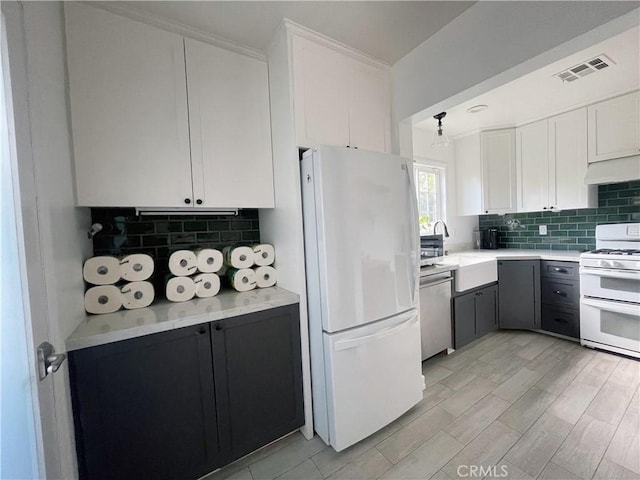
[65, 4, 274, 208]
[292, 35, 391, 153]
[66, 3, 192, 207]
[185, 39, 274, 208]
[455, 133, 484, 216]
[481, 129, 517, 214]
[549, 108, 596, 210]
[516, 119, 549, 213]
[588, 90, 640, 163]
[515, 108, 596, 213]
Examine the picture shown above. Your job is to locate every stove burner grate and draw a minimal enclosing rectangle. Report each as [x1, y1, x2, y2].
[590, 249, 640, 256]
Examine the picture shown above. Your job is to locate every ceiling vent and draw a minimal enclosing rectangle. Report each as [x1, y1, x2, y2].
[555, 54, 615, 83]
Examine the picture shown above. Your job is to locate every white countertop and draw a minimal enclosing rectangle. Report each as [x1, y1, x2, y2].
[453, 249, 582, 262]
[67, 286, 299, 351]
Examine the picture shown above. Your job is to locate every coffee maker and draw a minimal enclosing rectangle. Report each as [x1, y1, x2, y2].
[480, 228, 499, 249]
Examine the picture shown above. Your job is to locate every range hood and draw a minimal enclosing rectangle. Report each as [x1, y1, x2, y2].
[584, 156, 640, 185]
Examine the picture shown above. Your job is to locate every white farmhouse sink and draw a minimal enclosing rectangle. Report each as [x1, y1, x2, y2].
[440, 255, 498, 292]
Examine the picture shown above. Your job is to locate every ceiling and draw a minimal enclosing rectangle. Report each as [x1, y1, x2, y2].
[414, 25, 640, 138]
[110, 1, 475, 64]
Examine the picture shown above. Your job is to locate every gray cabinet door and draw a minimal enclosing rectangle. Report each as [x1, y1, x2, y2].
[476, 284, 498, 337]
[498, 260, 540, 329]
[454, 292, 477, 349]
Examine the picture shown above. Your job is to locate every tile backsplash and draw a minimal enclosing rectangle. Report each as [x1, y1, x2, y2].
[479, 181, 640, 251]
[90, 208, 260, 294]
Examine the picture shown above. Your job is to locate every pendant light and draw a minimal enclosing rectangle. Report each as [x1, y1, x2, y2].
[431, 112, 451, 147]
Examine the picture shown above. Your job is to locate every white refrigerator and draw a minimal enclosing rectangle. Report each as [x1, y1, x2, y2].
[301, 145, 423, 452]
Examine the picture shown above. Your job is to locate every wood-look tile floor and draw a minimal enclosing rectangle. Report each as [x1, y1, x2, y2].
[203, 331, 640, 480]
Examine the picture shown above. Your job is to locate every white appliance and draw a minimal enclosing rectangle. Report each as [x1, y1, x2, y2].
[301, 146, 423, 452]
[579, 223, 640, 358]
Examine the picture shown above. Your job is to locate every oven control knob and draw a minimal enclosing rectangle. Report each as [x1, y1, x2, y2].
[611, 261, 623, 268]
[599, 260, 612, 268]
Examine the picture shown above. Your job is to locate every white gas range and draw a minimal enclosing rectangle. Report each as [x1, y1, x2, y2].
[579, 223, 640, 358]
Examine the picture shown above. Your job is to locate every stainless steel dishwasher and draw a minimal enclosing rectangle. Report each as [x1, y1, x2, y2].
[419, 270, 453, 361]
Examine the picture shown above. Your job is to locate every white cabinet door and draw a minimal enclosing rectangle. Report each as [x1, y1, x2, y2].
[516, 119, 548, 212]
[549, 108, 596, 210]
[455, 133, 484, 215]
[65, 3, 193, 207]
[482, 129, 516, 214]
[185, 39, 274, 208]
[588, 90, 640, 163]
[348, 63, 391, 153]
[293, 36, 350, 149]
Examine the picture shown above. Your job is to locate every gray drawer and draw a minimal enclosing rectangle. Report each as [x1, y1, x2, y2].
[541, 305, 579, 339]
[541, 260, 578, 280]
[542, 279, 579, 308]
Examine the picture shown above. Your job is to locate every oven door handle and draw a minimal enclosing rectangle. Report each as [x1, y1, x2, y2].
[580, 267, 640, 281]
[581, 297, 640, 316]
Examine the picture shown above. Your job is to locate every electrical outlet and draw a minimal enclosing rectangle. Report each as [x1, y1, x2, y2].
[539, 225, 548, 235]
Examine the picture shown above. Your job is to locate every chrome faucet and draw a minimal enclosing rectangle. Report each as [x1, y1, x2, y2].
[432, 220, 450, 238]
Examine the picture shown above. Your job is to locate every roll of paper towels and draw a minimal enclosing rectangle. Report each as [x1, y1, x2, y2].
[227, 268, 257, 292]
[196, 249, 223, 273]
[119, 254, 154, 281]
[83, 256, 121, 285]
[223, 246, 254, 269]
[120, 281, 155, 309]
[168, 250, 198, 277]
[252, 244, 275, 266]
[254, 266, 277, 288]
[165, 276, 196, 302]
[84, 285, 122, 314]
[193, 273, 221, 298]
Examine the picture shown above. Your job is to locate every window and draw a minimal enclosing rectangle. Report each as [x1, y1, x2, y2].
[414, 164, 445, 235]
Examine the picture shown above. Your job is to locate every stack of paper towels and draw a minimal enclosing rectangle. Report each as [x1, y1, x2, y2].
[166, 249, 223, 302]
[83, 254, 155, 314]
[222, 244, 277, 292]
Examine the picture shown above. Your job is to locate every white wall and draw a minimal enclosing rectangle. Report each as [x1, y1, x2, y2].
[4, 2, 91, 478]
[392, 2, 640, 125]
[412, 127, 477, 252]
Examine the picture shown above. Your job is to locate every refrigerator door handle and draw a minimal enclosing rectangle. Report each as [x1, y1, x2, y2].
[334, 313, 418, 352]
[406, 162, 419, 305]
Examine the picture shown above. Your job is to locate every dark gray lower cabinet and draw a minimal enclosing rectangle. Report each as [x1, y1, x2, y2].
[453, 284, 498, 349]
[69, 304, 303, 480]
[212, 305, 304, 464]
[498, 260, 540, 330]
[540, 260, 580, 338]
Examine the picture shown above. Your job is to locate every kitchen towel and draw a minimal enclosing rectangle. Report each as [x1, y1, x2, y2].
[223, 245, 254, 269]
[196, 248, 223, 273]
[252, 244, 275, 266]
[84, 285, 122, 314]
[168, 250, 198, 277]
[193, 273, 221, 298]
[254, 265, 277, 288]
[227, 268, 257, 292]
[165, 276, 196, 302]
[119, 253, 154, 281]
[120, 281, 155, 309]
[83, 256, 121, 285]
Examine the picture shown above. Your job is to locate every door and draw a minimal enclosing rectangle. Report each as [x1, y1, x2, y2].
[1, 7, 62, 478]
[419, 275, 452, 360]
[498, 260, 541, 329]
[292, 35, 350, 148]
[516, 119, 548, 212]
[476, 285, 498, 337]
[581, 298, 640, 355]
[211, 305, 304, 464]
[304, 146, 418, 332]
[453, 292, 476, 348]
[482, 129, 517, 214]
[323, 309, 422, 451]
[549, 108, 594, 210]
[65, 3, 193, 207]
[69, 324, 220, 480]
[185, 38, 274, 208]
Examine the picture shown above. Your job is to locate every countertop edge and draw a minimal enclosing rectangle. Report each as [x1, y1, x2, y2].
[66, 287, 300, 352]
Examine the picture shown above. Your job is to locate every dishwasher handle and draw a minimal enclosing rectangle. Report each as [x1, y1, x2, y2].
[420, 275, 452, 288]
